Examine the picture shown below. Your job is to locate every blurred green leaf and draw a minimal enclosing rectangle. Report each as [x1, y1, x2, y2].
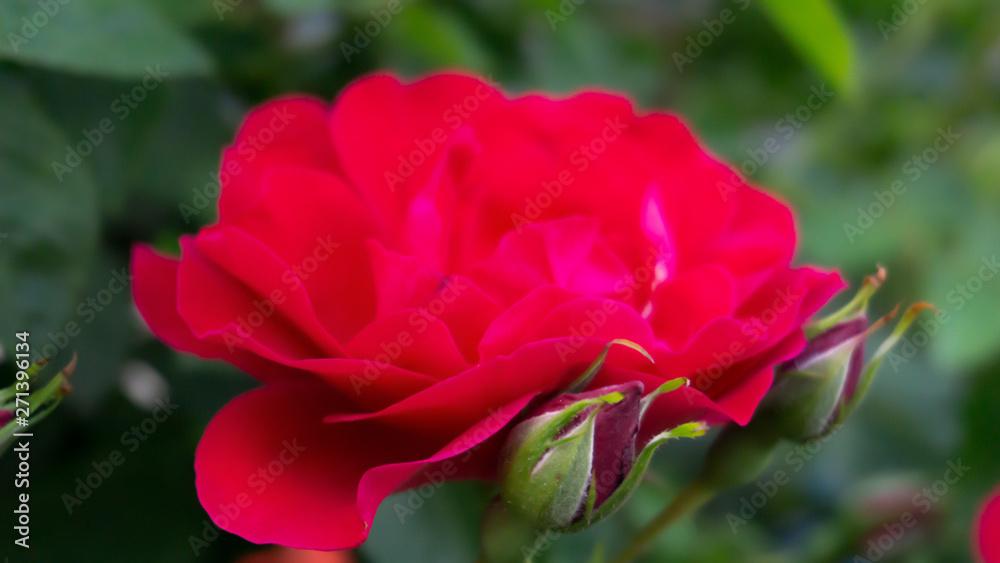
[756, 0, 856, 96]
[382, 4, 493, 73]
[125, 80, 234, 221]
[963, 359, 1000, 488]
[60, 251, 139, 412]
[359, 481, 488, 563]
[0, 71, 98, 350]
[522, 16, 659, 101]
[0, 392, 211, 563]
[27, 71, 154, 218]
[145, 0, 221, 26]
[0, 0, 213, 78]
[262, 0, 341, 17]
[927, 209, 1000, 370]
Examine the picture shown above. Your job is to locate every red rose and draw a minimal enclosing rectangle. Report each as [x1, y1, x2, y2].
[131, 72, 842, 549]
[975, 485, 1000, 562]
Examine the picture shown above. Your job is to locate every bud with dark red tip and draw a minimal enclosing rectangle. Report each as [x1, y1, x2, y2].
[758, 266, 934, 441]
[496, 341, 707, 533]
[692, 268, 932, 498]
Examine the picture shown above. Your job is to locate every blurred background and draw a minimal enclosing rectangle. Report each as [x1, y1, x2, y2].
[1, 0, 998, 561]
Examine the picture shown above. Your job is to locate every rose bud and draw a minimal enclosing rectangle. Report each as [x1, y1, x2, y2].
[692, 269, 931, 498]
[760, 315, 876, 442]
[617, 270, 934, 563]
[758, 267, 934, 442]
[498, 342, 707, 533]
[0, 409, 13, 427]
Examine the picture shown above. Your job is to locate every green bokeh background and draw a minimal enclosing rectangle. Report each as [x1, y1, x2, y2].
[1, 0, 998, 561]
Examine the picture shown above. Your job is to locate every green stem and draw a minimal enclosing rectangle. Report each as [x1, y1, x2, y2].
[0, 369, 69, 452]
[610, 480, 715, 563]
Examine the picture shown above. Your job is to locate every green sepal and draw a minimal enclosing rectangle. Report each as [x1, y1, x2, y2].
[806, 265, 885, 338]
[500, 391, 623, 529]
[0, 354, 75, 456]
[0, 356, 53, 405]
[534, 408, 601, 528]
[831, 302, 934, 428]
[765, 302, 901, 441]
[566, 339, 654, 394]
[763, 339, 861, 441]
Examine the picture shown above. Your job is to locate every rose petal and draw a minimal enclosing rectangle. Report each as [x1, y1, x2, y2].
[196, 225, 348, 357]
[330, 73, 503, 229]
[218, 97, 341, 222]
[478, 286, 580, 361]
[975, 484, 1000, 563]
[195, 383, 399, 550]
[228, 168, 379, 342]
[346, 310, 470, 379]
[469, 217, 632, 307]
[132, 245, 308, 384]
[648, 264, 737, 350]
[197, 360, 545, 549]
[177, 237, 328, 361]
